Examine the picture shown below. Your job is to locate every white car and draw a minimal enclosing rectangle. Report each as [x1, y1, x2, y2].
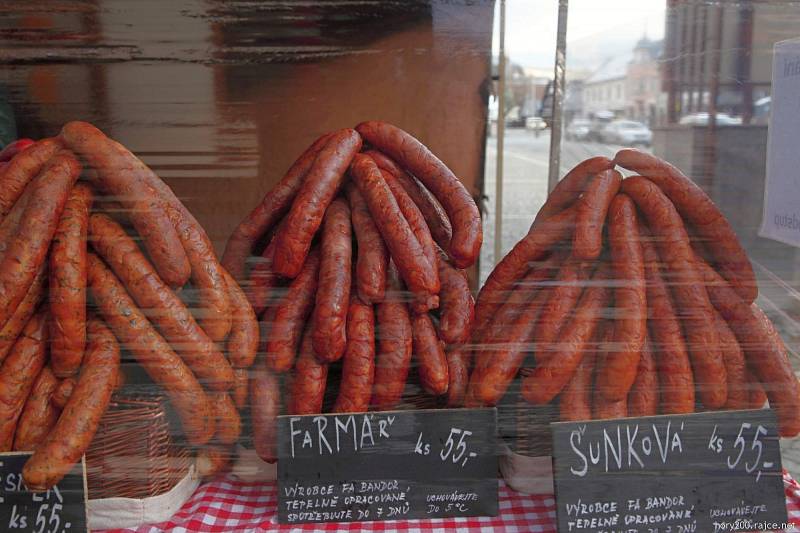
[600, 120, 653, 146]
[525, 116, 546, 131]
[678, 112, 742, 126]
[565, 119, 591, 141]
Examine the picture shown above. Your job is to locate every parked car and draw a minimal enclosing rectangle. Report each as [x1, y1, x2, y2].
[525, 116, 546, 131]
[586, 111, 615, 142]
[678, 112, 742, 126]
[565, 118, 591, 141]
[599, 120, 653, 146]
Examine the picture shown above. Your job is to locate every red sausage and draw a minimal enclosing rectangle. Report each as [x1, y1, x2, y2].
[0, 138, 61, 220]
[288, 321, 329, 415]
[639, 226, 695, 414]
[346, 183, 388, 305]
[265, 249, 320, 373]
[713, 308, 748, 410]
[622, 176, 726, 408]
[355, 121, 481, 268]
[312, 198, 352, 362]
[333, 296, 375, 413]
[596, 194, 646, 401]
[371, 263, 413, 410]
[411, 313, 448, 396]
[572, 169, 622, 260]
[273, 129, 362, 278]
[627, 339, 659, 417]
[349, 154, 439, 311]
[222, 133, 332, 280]
[559, 338, 597, 422]
[615, 148, 756, 302]
[246, 237, 279, 317]
[445, 346, 470, 408]
[436, 250, 474, 345]
[592, 323, 629, 420]
[251, 367, 281, 463]
[366, 150, 453, 252]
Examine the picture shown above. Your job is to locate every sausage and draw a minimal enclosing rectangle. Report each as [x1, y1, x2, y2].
[371, 264, 413, 410]
[223, 269, 259, 369]
[531, 156, 614, 230]
[312, 198, 352, 362]
[622, 176, 727, 408]
[232, 368, 249, 411]
[60, 121, 190, 288]
[350, 154, 439, 311]
[474, 205, 576, 339]
[695, 258, 800, 436]
[288, 321, 329, 415]
[0, 139, 35, 163]
[88, 253, 214, 445]
[614, 149, 756, 302]
[273, 129, 362, 278]
[573, 169, 622, 260]
[0, 312, 47, 451]
[0, 176, 34, 254]
[13, 366, 60, 451]
[639, 226, 695, 414]
[355, 121, 482, 268]
[118, 162, 233, 342]
[380, 167, 440, 300]
[222, 133, 332, 280]
[0, 151, 81, 331]
[412, 313, 449, 396]
[713, 308, 748, 410]
[333, 296, 375, 413]
[366, 150, 453, 252]
[747, 369, 768, 409]
[246, 236, 279, 317]
[90, 214, 234, 391]
[445, 346, 470, 408]
[0, 138, 61, 220]
[531, 258, 591, 364]
[436, 250, 474, 345]
[346, 183, 388, 304]
[0, 265, 45, 363]
[471, 250, 566, 352]
[627, 339, 659, 417]
[251, 367, 281, 463]
[522, 266, 610, 405]
[212, 393, 242, 445]
[465, 289, 551, 407]
[596, 194, 646, 401]
[22, 318, 120, 490]
[49, 184, 93, 378]
[51, 377, 76, 410]
[265, 248, 320, 372]
[592, 323, 629, 420]
[196, 445, 233, 479]
[559, 334, 597, 422]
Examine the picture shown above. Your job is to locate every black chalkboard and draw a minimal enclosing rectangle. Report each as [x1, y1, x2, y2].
[276, 408, 498, 524]
[551, 409, 787, 533]
[0, 452, 88, 533]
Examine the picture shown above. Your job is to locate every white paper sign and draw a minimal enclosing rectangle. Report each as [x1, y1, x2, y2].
[761, 38, 800, 247]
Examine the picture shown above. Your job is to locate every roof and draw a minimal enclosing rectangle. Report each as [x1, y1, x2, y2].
[584, 54, 629, 84]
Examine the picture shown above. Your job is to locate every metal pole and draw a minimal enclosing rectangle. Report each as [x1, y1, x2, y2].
[547, 0, 568, 193]
[494, 0, 506, 265]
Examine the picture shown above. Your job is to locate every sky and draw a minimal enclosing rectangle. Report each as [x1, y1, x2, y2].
[492, 0, 666, 71]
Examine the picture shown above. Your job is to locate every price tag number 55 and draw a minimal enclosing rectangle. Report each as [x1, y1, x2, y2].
[726, 423, 773, 483]
[440, 428, 478, 468]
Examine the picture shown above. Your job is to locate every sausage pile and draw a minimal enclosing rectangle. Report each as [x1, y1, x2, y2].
[223, 121, 481, 463]
[466, 149, 800, 438]
[0, 122, 258, 490]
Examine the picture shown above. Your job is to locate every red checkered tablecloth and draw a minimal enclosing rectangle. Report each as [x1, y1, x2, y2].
[100, 472, 800, 533]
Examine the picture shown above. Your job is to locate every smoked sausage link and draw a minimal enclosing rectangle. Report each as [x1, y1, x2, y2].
[22, 318, 120, 491]
[355, 121, 481, 268]
[333, 296, 375, 413]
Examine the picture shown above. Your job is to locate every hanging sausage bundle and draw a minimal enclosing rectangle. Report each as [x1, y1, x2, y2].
[466, 150, 800, 438]
[0, 122, 258, 490]
[223, 121, 481, 463]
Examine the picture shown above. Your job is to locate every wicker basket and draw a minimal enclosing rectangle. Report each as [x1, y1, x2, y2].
[85, 392, 191, 500]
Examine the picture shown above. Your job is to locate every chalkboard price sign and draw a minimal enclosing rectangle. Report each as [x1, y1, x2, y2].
[0, 452, 88, 533]
[276, 408, 498, 525]
[551, 409, 787, 533]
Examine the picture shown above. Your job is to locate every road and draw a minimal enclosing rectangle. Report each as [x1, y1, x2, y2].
[480, 128, 630, 283]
